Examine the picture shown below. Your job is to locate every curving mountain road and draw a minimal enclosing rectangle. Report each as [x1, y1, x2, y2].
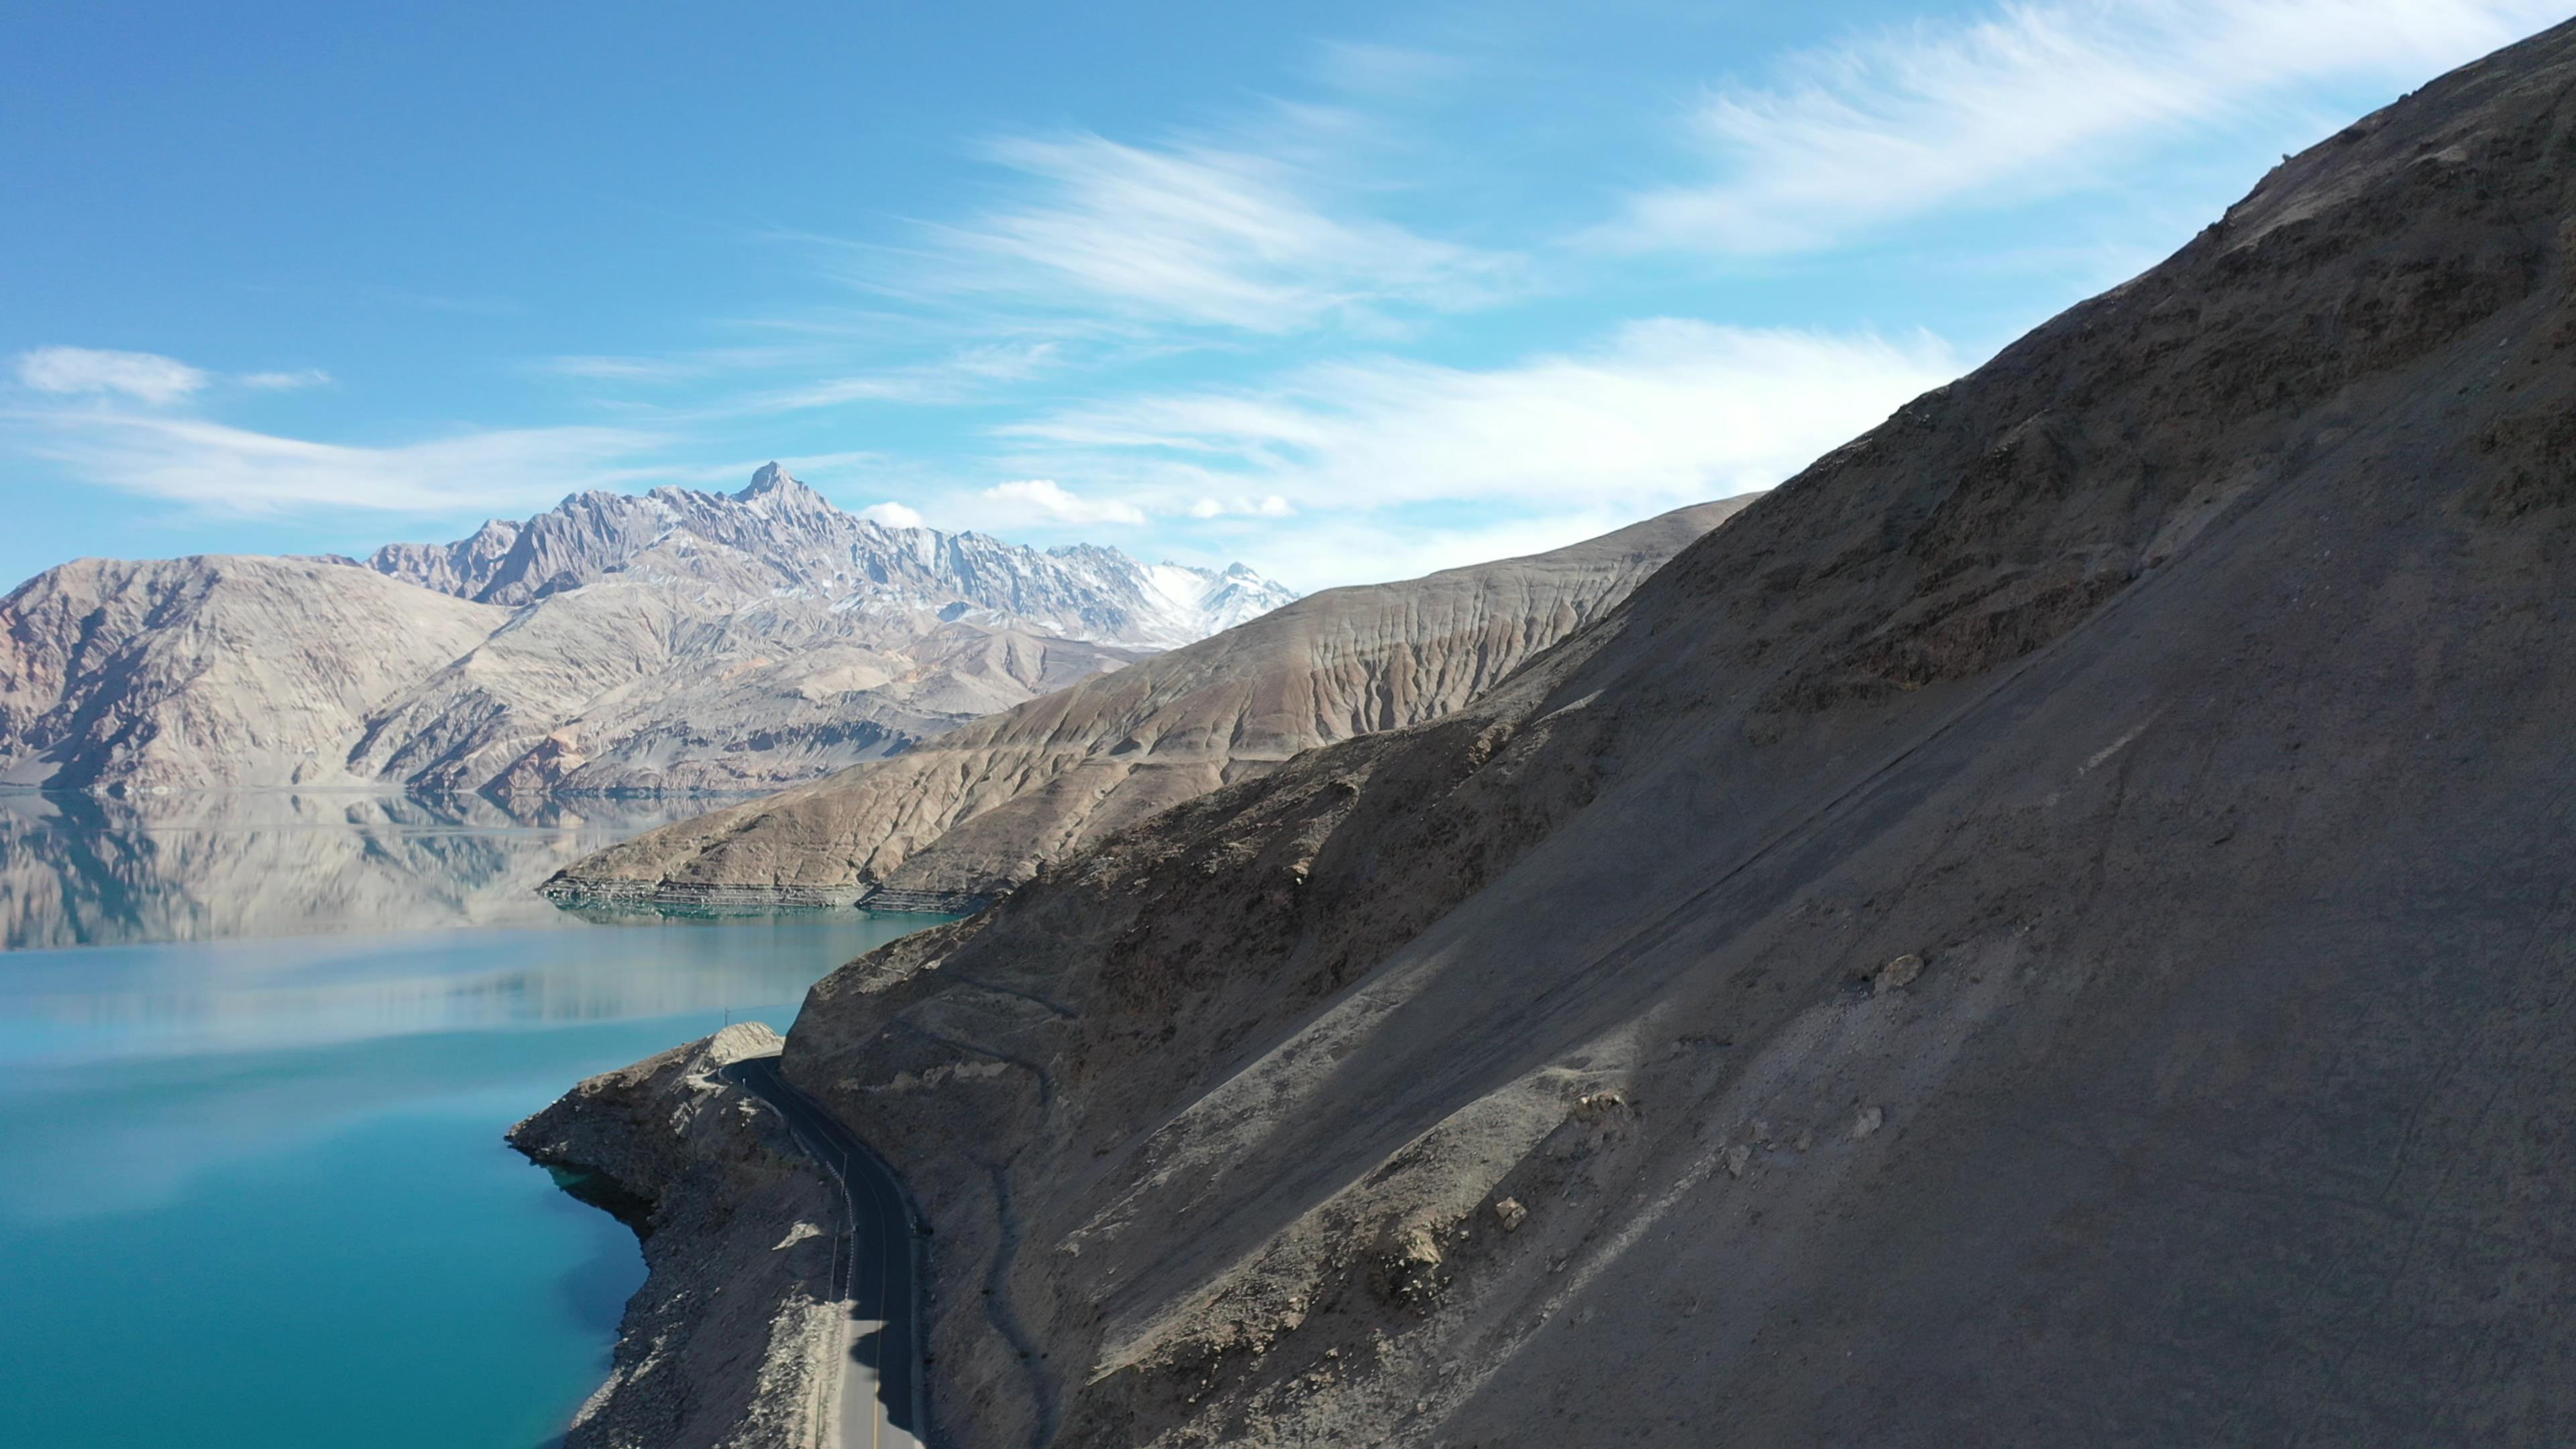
[720, 1053, 931, 1449]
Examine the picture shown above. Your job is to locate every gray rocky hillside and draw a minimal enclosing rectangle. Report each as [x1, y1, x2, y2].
[535, 20, 2576, 1446]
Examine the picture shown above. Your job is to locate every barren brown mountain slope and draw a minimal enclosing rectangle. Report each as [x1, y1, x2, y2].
[543, 499, 1747, 911]
[0, 556, 508, 792]
[536, 21, 2576, 1448]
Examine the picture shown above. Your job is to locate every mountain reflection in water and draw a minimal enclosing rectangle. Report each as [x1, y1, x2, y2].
[0, 790, 709, 949]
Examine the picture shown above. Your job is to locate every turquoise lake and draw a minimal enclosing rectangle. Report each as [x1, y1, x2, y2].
[0, 792, 938, 1448]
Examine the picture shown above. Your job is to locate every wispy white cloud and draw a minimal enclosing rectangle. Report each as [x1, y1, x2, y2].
[749, 374, 931, 411]
[1006, 319, 1959, 515]
[532, 344, 837, 386]
[237, 368, 333, 391]
[364, 287, 521, 317]
[1213, 506, 1692, 592]
[1611, 0, 2569, 254]
[542, 355, 708, 383]
[9, 410, 669, 515]
[1306, 40, 1467, 98]
[920, 132, 1517, 333]
[17, 347, 333, 402]
[633, 332, 1066, 412]
[981, 478, 1148, 527]
[16, 347, 211, 405]
[720, 340, 1065, 415]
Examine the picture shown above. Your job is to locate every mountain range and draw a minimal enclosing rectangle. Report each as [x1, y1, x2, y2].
[0, 466, 1295, 797]
[361, 464, 1292, 646]
[543, 496, 1752, 912]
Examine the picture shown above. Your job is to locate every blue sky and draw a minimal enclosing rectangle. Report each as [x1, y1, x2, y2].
[3, 0, 2565, 592]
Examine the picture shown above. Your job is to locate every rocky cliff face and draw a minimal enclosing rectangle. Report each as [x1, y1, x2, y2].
[0, 468, 1296, 797]
[665, 25, 2576, 1448]
[364, 517, 523, 600]
[542, 498, 1751, 912]
[508, 1024, 846, 1449]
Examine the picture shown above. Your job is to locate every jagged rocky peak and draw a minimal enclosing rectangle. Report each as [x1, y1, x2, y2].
[363, 517, 522, 600]
[724, 462, 837, 526]
[734, 460, 817, 502]
[360, 464, 1297, 648]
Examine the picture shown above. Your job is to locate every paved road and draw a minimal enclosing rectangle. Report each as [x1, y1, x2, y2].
[720, 1053, 931, 1449]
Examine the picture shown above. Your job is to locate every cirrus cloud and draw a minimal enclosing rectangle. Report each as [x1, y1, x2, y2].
[16, 347, 210, 405]
[1004, 319, 1960, 515]
[238, 368, 333, 391]
[914, 132, 1519, 334]
[1610, 0, 2571, 254]
[7, 409, 670, 515]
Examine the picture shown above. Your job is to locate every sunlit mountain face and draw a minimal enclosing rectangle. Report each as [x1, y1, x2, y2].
[0, 467, 1298, 802]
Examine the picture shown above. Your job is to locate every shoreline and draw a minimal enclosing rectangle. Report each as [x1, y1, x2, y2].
[539, 874, 996, 918]
[507, 1023, 855, 1449]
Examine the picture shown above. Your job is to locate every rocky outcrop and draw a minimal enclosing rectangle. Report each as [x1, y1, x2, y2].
[542, 498, 1751, 910]
[0, 467, 1296, 797]
[558, 23, 2576, 1447]
[507, 1024, 844, 1449]
[364, 518, 523, 600]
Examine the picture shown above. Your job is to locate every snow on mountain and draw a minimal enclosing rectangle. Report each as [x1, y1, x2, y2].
[364, 464, 1297, 649]
[0, 466, 1304, 798]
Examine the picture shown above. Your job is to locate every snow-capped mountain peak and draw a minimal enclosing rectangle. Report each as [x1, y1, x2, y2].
[1138, 561, 1300, 644]
[364, 465, 1298, 649]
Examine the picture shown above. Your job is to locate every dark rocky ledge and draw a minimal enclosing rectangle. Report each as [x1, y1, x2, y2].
[506, 1023, 849, 1449]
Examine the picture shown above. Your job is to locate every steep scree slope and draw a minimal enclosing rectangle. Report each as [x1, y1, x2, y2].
[763, 25, 2576, 1449]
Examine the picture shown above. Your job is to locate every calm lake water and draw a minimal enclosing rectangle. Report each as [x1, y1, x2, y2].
[0, 792, 938, 1448]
